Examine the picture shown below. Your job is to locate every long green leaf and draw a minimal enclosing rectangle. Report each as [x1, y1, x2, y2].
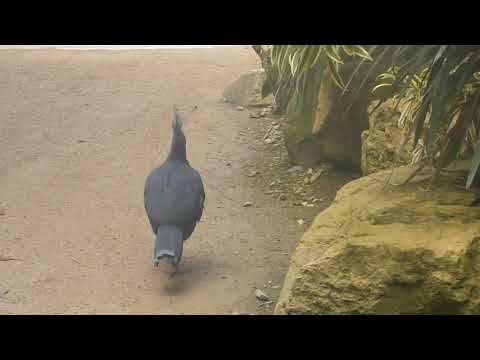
[372, 82, 393, 93]
[341, 45, 382, 96]
[327, 58, 345, 89]
[343, 46, 392, 114]
[412, 99, 431, 147]
[311, 46, 325, 68]
[342, 45, 355, 57]
[326, 46, 343, 64]
[351, 45, 373, 61]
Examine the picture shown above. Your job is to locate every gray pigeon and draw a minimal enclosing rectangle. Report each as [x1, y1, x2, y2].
[144, 108, 205, 275]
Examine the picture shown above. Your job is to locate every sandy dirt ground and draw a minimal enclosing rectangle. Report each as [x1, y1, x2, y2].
[0, 47, 354, 314]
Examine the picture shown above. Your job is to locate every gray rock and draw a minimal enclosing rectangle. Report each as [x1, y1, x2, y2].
[223, 69, 274, 107]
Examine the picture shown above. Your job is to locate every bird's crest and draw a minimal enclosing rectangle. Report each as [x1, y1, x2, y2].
[172, 105, 183, 130]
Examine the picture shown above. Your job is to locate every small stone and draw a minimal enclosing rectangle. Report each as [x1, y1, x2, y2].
[271, 285, 281, 289]
[234, 251, 239, 256]
[226, 162, 231, 166]
[296, 219, 306, 225]
[310, 169, 324, 184]
[254, 289, 270, 301]
[268, 281, 272, 284]
[278, 194, 287, 201]
[307, 168, 313, 175]
[269, 181, 276, 187]
[221, 275, 228, 279]
[294, 187, 303, 195]
[243, 202, 253, 207]
[264, 138, 274, 144]
[248, 170, 259, 177]
[236, 106, 244, 111]
[287, 165, 303, 174]
[303, 177, 311, 185]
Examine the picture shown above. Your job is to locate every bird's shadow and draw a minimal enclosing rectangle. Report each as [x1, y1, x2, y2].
[155, 255, 221, 295]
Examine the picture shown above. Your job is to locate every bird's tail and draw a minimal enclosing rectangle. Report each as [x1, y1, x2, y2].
[172, 105, 183, 129]
[154, 225, 184, 266]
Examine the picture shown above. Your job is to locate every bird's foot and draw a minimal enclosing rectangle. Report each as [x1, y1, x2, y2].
[156, 258, 178, 276]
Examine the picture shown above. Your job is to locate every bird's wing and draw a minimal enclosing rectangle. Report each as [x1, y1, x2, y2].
[198, 196, 204, 221]
[196, 177, 205, 222]
[144, 164, 205, 228]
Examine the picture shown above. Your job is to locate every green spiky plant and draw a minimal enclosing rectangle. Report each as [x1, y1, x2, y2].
[262, 45, 373, 113]
[263, 45, 480, 189]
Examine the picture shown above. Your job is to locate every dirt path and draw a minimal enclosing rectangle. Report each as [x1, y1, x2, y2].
[0, 47, 354, 314]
